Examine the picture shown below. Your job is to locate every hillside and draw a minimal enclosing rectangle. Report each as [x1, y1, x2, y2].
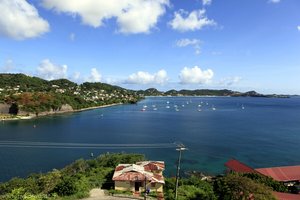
[0, 73, 141, 116]
[0, 73, 289, 118]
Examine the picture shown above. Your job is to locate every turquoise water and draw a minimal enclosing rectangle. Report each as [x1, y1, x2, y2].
[1, 97, 300, 182]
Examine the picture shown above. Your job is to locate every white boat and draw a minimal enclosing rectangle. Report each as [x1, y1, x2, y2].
[166, 105, 170, 109]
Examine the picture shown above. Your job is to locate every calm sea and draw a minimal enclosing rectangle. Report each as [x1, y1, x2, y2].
[1, 97, 300, 182]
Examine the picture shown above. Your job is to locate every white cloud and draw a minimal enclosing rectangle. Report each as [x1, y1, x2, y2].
[0, 0, 49, 40]
[219, 76, 242, 86]
[179, 66, 213, 84]
[126, 69, 168, 85]
[269, 0, 280, 3]
[87, 68, 102, 82]
[69, 33, 75, 41]
[202, 0, 212, 6]
[42, 0, 169, 34]
[104, 77, 120, 85]
[169, 9, 216, 32]
[176, 38, 201, 47]
[297, 26, 300, 31]
[176, 38, 202, 55]
[37, 59, 68, 80]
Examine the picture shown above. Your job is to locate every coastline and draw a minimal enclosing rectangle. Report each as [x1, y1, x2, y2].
[0, 103, 123, 121]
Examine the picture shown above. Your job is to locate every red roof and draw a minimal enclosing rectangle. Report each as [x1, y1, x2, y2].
[112, 162, 165, 184]
[144, 162, 165, 171]
[115, 165, 126, 171]
[113, 171, 147, 181]
[255, 165, 300, 182]
[224, 159, 256, 173]
[273, 192, 300, 200]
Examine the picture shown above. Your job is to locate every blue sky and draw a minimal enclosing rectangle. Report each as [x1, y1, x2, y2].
[0, 0, 300, 94]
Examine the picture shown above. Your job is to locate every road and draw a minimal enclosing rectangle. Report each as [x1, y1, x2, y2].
[80, 189, 150, 200]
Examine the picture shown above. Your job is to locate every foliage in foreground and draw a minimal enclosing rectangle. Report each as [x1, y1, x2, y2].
[0, 152, 287, 200]
[214, 174, 276, 200]
[0, 153, 145, 200]
[240, 172, 288, 192]
[164, 173, 279, 200]
[164, 177, 217, 200]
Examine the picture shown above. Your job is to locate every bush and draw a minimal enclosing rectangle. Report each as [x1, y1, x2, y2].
[164, 177, 216, 200]
[241, 173, 288, 192]
[51, 176, 78, 196]
[177, 185, 216, 200]
[214, 174, 276, 200]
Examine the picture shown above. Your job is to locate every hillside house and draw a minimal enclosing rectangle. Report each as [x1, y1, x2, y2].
[112, 161, 165, 194]
[225, 159, 300, 199]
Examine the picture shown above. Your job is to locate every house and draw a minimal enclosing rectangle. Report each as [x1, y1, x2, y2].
[112, 161, 165, 194]
[225, 159, 300, 184]
[256, 165, 300, 185]
[225, 159, 300, 200]
[225, 159, 257, 174]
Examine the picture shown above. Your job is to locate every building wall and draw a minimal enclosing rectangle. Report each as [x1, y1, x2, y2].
[115, 181, 134, 192]
[115, 181, 163, 193]
[148, 182, 163, 193]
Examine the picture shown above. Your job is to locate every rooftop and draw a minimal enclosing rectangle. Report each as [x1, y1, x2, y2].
[225, 159, 300, 183]
[112, 161, 165, 184]
[224, 159, 257, 173]
[273, 192, 300, 200]
[256, 165, 300, 182]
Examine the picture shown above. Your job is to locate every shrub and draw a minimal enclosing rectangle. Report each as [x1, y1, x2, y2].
[214, 174, 276, 200]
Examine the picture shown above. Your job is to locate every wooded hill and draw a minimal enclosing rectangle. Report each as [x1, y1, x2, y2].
[0, 73, 141, 115]
[0, 73, 289, 116]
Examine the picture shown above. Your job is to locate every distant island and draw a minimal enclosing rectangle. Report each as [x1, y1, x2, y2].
[136, 88, 290, 98]
[0, 73, 290, 120]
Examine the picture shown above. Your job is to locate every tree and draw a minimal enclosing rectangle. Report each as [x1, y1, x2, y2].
[9, 103, 18, 115]
[214, 174, 276, 200]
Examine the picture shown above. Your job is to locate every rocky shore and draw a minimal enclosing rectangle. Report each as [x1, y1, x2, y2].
[0, 103, 122, 121]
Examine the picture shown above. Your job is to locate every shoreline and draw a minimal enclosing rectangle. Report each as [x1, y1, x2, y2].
[0, 103, 123, 121]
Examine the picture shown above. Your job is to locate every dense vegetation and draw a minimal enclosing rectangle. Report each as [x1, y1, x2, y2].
[0, 74, 142, 116]
[0, 152, 291, 200]
[0, 73, 289, 117]
[0, 153, 145, 200]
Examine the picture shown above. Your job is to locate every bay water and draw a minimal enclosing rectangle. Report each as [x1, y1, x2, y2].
[1, 97, 300, 182]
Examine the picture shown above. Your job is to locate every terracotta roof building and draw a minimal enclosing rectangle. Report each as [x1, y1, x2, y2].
[225, 159, 257, 173]
[225, 159, 300, 183]
[225, 159, 300, 200]
[273, 192, 300, 200]
[256, 165, 300, 182]
[112, 161, 165, 194]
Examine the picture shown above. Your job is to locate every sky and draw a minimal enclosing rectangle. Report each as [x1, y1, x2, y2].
[0, 0, 300, 94]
